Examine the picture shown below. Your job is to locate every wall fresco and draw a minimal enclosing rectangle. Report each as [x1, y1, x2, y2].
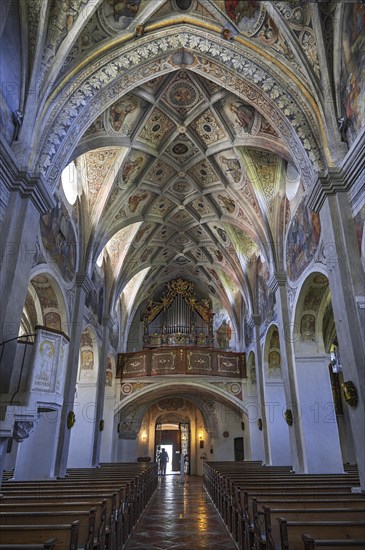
[40, 203, 77, 283]
[286, 202, 321, 282]
[341, 3, 365, 145]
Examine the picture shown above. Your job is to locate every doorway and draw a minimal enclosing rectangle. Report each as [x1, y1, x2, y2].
[155, 422, 190, 474]
[234, 437, 244, 461]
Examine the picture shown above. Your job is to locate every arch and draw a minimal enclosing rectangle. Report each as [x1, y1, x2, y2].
[292, 270, 331, 355]
[32, 26, 328, 188]
[263, 323, 282, 381]
[78, 325, 100, 382]
[23, 270, 70, 337]
[116, 380, 248, 419]
[291, 270, 354, 473]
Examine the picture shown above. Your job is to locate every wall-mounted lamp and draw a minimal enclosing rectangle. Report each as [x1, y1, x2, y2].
[198, 431, 204, 448]
[198, 431, 204, 440]
[141, 430, 147, 441]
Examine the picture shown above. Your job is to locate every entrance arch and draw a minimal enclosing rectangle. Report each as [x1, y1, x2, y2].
[115, 381, 249, 474]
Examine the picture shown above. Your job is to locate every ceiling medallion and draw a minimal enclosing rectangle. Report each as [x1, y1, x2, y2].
[172, 181, 191, 194]
[163, 72, 203, 115]
[176, 256, 189, 265]
[168, 81, 198, 108]
[173, 0, 194, 11]
[173, 143, 189, 155]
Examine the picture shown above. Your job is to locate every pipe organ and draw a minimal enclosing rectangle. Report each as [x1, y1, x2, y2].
[143, 279, 214, 348]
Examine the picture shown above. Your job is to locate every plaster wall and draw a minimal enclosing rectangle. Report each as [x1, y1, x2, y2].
[264, 381, 291, 465]
[295, 355, 344, 473]
[13, 412, 61, 480]
[68, 384, 97, 467]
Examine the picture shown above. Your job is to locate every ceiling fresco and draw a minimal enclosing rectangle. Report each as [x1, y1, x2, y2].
[12, 0, 352, 338]
[68, 55, 297, 330]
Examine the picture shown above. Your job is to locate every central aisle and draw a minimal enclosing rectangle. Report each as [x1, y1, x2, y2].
[126, 475, 237, 549]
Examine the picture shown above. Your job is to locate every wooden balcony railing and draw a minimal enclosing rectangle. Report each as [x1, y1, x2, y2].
[117, 347, 246, 379]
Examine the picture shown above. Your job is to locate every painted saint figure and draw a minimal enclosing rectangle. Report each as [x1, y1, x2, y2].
[216, 319, 232, 349]
[230, 102, 255, 134]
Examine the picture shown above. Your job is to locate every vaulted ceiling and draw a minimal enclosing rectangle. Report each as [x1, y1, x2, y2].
[6, 0, 348, 339]
[75, 68, 289, 326]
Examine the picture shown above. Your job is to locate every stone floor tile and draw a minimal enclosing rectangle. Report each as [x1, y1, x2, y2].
[125, 475, 237, 549]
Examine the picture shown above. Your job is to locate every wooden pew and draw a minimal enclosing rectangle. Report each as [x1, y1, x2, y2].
[302, 534, 365, 550]
[254, 506, 365, 550]
[203, 462, 363, 550]
[0, 521, 79, 550]
[0, 509, 96, 550]
[278, 518, 365, 550]
[0, 462, 158, 550]
[0, 542, 57, 550]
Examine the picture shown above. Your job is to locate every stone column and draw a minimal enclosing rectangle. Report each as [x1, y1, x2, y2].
[91, 315, 113, 467]
[0, 146, 54, 488]
[0, 159, 54, 392]
[250, 315, 270, 464]
[268, 273, 306, 473]
[307, 168, 365, 488]
[54, 274, 92, 477]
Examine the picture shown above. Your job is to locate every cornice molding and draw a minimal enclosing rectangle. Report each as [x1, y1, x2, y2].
[306, 169, 347, 212]
[0, 139, 55, 214]
[250, 314, 261, 327]
[103, 315, 114, 330]
[268, 271, 287, 292]
[76, 273, 93, 293]
[307, 131, 365, 213]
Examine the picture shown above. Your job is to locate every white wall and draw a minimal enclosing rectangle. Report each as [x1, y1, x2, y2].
[68, 384, 97, 467]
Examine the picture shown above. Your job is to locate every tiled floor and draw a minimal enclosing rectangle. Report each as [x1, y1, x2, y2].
[125, 474, 237, 549]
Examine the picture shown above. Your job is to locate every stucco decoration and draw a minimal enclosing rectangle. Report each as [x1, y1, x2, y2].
[37, 28, 322, 187]
[161, 70, 205, 116]
[83, 147, 121, 211]
[191, 109, 226, 146]
[138, 108, 175, 146]
[273, 1, 321, 79]
[40, 0, 90, 83]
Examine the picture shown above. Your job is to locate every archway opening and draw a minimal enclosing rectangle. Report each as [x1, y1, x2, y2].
[155, 421, 190, 475]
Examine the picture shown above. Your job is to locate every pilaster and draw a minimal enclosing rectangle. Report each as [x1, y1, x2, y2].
[268, 272, 305, 473]
[91, 315, 114, 466]
[0, 145, 55, 393]
[307, 168, 365, 488]
[250, 314, 270, 465]
[54, 273, 92, 477]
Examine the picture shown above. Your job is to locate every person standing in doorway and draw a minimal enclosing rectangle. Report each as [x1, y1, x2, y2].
[159, 448, 169, 476]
